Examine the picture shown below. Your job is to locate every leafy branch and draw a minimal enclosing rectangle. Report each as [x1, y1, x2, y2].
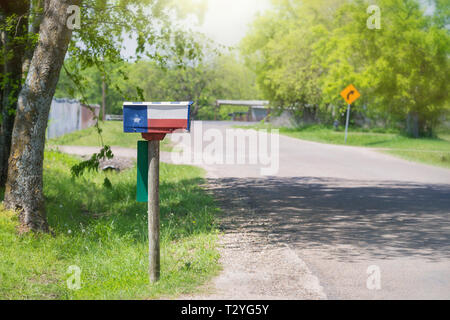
[70, 145, 114, 188]
[62, 63, 113, 186]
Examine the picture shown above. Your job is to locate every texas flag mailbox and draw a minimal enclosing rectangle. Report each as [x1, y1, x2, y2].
[123, 101, 193, 137]
[123, 101, 193, 202]
[124, 101, 194, 282]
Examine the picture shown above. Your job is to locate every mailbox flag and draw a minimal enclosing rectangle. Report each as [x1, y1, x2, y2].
[124, 102, 192, 134]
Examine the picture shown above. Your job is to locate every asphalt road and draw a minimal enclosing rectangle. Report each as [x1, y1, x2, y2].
[174, 121, 450, 299]
[57, 121, 450, 299]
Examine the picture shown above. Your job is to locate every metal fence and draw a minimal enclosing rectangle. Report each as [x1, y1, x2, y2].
[47, 98, 100, 139]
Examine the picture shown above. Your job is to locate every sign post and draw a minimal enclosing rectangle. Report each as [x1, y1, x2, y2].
[340, 84, 361, 144]
[123, 101, 192, 283]
[344, 104, 351, 143]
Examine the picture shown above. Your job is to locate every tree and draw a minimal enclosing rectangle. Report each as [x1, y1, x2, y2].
[2, 0, 206, 232]
[0, 1, 30, 187]
[4, 0, 81, 232]
[321, 0, 449, 137]
[242, 0, 449, 134]
[241, 0, 342, 122]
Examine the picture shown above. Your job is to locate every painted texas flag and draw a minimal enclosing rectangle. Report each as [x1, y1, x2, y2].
[123, 101, 192, 133]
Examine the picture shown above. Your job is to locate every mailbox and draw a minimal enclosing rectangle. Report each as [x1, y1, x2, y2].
[123, 101, 192, 137]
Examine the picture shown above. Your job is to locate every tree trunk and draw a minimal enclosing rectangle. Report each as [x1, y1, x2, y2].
[302, 105, 317, 124]
[0, 2, 29, 188]
[102, 75, 106, 121]
[406, 111, 419, 138]
[0, 11, 5, 191]
[4, 0, 80, 233]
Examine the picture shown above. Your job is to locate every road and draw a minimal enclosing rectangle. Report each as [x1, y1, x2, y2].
[56, 121, 450, 299]
[175, 121, 450, 299]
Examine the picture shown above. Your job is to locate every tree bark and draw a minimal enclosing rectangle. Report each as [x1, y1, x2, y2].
[4, 0, 80, 233]
[0, 2, 30, 188]
[0, 11, 5, 191]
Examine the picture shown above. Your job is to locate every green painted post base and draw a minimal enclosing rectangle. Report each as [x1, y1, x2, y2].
[137, 140, 149, 202]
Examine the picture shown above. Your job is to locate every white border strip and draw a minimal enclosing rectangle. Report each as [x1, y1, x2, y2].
[124, 101, 192, 106]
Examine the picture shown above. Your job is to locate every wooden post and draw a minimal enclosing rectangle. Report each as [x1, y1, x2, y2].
[102, 76, 106, 121]
[147, 140, 160, 283]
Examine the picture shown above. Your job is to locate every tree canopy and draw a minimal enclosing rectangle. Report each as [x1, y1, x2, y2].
[56, 53, 261, 119]
[241, 0, 449, 136]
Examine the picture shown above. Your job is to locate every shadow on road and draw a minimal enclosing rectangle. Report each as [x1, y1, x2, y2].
[209, 176, 450, 262]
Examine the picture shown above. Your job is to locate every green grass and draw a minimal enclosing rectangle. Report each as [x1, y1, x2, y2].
[236, 123, 450, 168]
[0, 151, 220, 299]
[47, 122, 172, 151]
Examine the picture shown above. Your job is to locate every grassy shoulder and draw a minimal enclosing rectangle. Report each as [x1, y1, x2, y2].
[235, 123, 450, 169]
[47, 121, 172, 151]
[0, 151, 220, 299]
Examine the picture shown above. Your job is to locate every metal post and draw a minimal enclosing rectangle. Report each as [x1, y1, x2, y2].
[345, 104, 351, 143]
[147, 140, 160, 283]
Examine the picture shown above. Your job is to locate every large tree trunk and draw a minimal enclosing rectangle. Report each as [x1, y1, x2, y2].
[4, 0, 80, 233]
[0, 2, 29, 188]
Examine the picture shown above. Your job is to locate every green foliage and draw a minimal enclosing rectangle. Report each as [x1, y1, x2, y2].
[0, 151, 220, 299]
[0, 6, 31, 120]
[323, 0, 450, 136]
[57, 0, 210, 113]
[242, 0, 450, 136]
[70, 145, 114, 190]
[56, 53, 261, 120]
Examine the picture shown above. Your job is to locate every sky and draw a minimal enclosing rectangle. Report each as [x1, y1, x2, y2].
[122, 0, 272, 57]
[192, 0, 272, 47]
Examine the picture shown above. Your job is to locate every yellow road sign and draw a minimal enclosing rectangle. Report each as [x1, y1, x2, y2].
[340, 84, 361, 105]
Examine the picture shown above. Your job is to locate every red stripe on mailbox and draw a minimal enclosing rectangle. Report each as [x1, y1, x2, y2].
[147, 119, 188, 129]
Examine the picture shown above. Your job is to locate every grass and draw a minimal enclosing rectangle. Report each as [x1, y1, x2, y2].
[47, 121, 172, 151]
[0, 151, 220, 299]
[236, 123, 450, 169]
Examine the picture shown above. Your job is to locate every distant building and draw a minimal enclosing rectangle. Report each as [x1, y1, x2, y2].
[216, 100, 270, 122]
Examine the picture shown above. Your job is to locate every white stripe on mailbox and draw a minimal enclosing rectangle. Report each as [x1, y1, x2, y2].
[147, 105, 189, 120]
